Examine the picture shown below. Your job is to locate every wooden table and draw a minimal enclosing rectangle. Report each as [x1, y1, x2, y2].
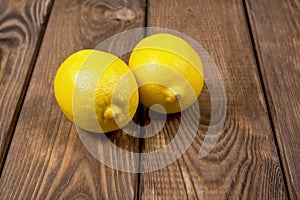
[0, 0, 299, 199]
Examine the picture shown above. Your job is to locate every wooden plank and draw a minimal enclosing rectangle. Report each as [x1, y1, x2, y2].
[245, 0, 300, 198]
[0, 0, 54, 171]
[139, 0, 289, 199]
[0, 0, 145, 199]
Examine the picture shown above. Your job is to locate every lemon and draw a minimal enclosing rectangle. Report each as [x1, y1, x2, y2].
[129, 33, 204, 114]
[54, 49, 139, 133]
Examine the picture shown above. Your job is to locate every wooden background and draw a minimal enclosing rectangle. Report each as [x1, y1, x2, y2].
[0, 0, 299, 199]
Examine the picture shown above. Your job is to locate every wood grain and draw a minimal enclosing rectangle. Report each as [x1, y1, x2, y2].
[139, 0, 289, 199]
[0, 0, 53, 171]
[245, 0, 300, 198]
[0, 0, 145, 199]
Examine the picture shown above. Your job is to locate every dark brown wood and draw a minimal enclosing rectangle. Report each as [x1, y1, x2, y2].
[0, 0, 145, 199]
[245, 0, 300, 198]
[139, 0, 289, 199]
[0, 0, 54, 171]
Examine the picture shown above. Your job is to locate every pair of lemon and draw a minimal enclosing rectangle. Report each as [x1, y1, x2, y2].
[54, 34, 204, 133]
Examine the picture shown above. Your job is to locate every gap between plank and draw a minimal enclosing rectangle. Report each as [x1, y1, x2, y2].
[0, 0, 56, 178]
[135, 1, 148, 199]
[241, 0, 291, 199]
[135, 106, 145, 200]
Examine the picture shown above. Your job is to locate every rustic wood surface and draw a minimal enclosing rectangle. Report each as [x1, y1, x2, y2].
[0, 0, 54, 171]
[245, 0, 300, 198]
[0, 0, 299, 199]
[139, 0, 288, 199]
[0, 0, 145, 199]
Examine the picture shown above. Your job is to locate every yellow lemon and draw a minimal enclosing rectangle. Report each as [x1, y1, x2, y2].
[129, 33, 204, 114]
[54, 49, 139, 133]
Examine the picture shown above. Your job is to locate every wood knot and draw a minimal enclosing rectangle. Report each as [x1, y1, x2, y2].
[112, 8, 135, 21]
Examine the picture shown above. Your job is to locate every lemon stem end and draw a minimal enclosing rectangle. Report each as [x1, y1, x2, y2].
[104, 107, 119, 119]
[165, 93, 181, 103]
